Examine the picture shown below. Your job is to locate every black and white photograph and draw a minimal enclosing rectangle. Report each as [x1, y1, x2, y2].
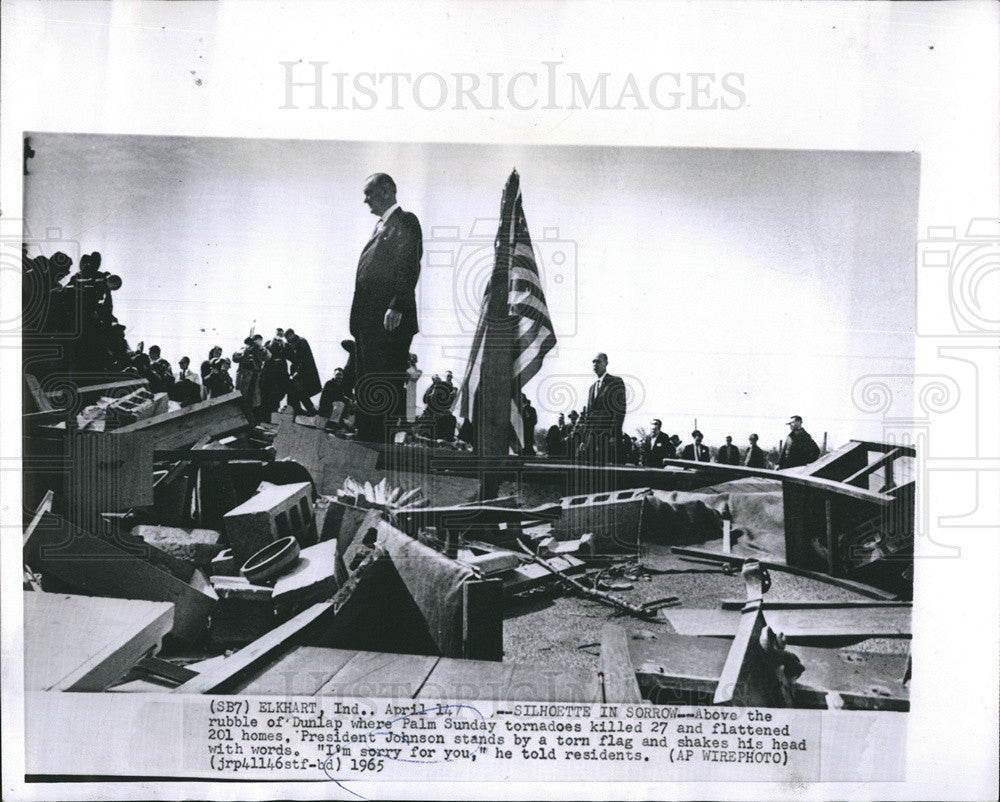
[2, 2, 998, 801]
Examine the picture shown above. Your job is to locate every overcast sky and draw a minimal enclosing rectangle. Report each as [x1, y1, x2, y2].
[24, 134, 919, 447]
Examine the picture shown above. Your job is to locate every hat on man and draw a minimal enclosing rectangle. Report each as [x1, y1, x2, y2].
[786, 415, 803, 425]
[691, 429, 703, 438]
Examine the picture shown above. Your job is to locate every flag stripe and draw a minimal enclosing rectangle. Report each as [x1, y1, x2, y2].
[454, 170, 557, 453]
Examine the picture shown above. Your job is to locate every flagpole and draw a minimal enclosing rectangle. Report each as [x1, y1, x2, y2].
[477, 170, 519, 497]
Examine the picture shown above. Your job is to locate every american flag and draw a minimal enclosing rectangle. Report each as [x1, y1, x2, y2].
[455, 170, 557, 451]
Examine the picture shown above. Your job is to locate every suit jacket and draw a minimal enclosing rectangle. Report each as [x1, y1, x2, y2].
[680, 442, 710, 462]
[745, 444, 768, 468]
[289, 337, 322, 397]
[350, 207, 423, 339]
[716, 444, 741, 465]
[585, 373, 626, 438]
[643, 432, 673, 467]
[778, 428, 821, 469]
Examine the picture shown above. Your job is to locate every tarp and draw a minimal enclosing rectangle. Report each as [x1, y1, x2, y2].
[644, 477, 786, 560]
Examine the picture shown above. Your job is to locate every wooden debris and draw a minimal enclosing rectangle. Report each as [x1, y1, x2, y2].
[25, 592, 174, 691]
[115, 391, 251, 450]
[25, 512, 216, 641]
[272, 418, 378, 494]
[599, 624, 644, 704]
[658, 607, 912, 641]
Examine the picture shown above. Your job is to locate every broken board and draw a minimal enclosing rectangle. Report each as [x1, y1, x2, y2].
[25, 592, 174, 691]
[658, 607, 911, 641]
[272, 419, 378, 494]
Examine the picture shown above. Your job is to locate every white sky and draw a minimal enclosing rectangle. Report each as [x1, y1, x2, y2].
[24, 134, 918, 448]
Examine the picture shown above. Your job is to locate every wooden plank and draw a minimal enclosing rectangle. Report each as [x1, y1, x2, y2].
[25, 592, 174, 691]
[629, 633, 908, 710]
[64, 429, 155, 518]
[23, 490, 54, 548]
[462, 579, 503, 661]
[599, 624, 642, 704]
[670, 546, 899, 600]
[713, 603, 791, 706]
[236, 646, 358, 696]
[60, 378, 149, 406]
[272, 539, 339, 608]
[720, 598, 912, 611]
[155, 447, 276, 462]
[417, 657, 600, 703]
[843, 448, 904, 488]
[115, 391, 250, 450]
[660, 607, 911, 640]
[25, 512, 215, 641]
[174, 602, 335, 693]
[316, 650, 440, 699]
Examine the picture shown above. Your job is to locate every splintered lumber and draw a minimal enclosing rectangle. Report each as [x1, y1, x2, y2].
[25, 592, 174, 691]
[658, 607, 912, 641]
[670, 546, 898, 600]
[25, 512, 216, 641]
[173, 601, 337, 693]
[115, 391, 250, 450]
[599, 624, 643, 704]
[155, 447, 276, 462]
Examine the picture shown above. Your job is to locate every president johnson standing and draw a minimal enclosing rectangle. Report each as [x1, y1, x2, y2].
[350, 173, 422, 443]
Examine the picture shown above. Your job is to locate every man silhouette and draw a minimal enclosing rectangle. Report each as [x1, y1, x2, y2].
[716, 435, 741, 465]
[582, 352, 627, 463]
[642, 418, 672, 467]
[350, 173, 422, 442]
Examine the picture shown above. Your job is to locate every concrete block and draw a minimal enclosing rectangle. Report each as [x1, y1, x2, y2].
[550, 487, 652, 553]
[223, 481, 315, 564]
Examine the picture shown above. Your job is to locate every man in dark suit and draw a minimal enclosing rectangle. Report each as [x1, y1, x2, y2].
[350, 173, 422, 443]
[582, 352, 627, 463]
[680, 429, 710, 462]
[744, 432, 768, 468]
[642, 418, 673, 467]
[716, 435, 741, 465]
[283, 329, 320, 416]
[778, 415, 821, 469]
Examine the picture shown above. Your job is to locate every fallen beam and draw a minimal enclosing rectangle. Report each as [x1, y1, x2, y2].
[599, 624, 643, 704]
[394, 502, 562, 529]
[115, 391, 250, 450]
[658, 607, 911, 640]
[720, 598, 912, 611]
[25, 592, 174, 691]
[173, 602, 336, 694]
[670, 546, 899, 600]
